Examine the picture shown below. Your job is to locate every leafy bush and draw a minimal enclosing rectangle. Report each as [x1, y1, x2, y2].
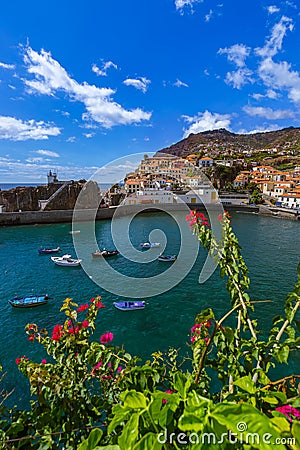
[1, 212, 299, 449]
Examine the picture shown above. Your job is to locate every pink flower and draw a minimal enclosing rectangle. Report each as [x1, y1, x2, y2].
[186, 211, 194, 222]
[78, 303, 89, 312]
[204, 337, 209, 343]
[117, 366, 123, 373]
[191, 323, 202, 333]
[82, 320, 89, 328]
[28, 335, 34, 342]
[15, 358, 21, 365]
[41, 359, 47, 364]
[100, 332, 114, 344]
[92, 361, 102, 372]
[275, 405, 300, 422]
[162, 389, 174, 404]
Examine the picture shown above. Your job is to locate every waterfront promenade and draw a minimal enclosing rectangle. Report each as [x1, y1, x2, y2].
[0, 204, 260, 226]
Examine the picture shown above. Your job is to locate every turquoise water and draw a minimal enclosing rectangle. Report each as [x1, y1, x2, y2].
[0, 212, 299, 408]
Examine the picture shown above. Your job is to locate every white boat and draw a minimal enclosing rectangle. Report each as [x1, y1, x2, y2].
[140, 242, 160, 249]
[158, 254, 177, 262]
[51, 254, 82, 267]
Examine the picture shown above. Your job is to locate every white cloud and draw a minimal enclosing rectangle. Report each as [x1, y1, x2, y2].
[239, 124, 281, 134]
[267, 5, 280, 14]
[23, 46, 151, 128]
[35, 149, 60, 157]
[173, 79, 189, 88]
[123, 77, 151, 93]
[67, 136, 76, 143]
[175, 0, 203, 13]
[205, 9, 213, 22]
[83, 132, 95, 138]
[225, 68, 253, 89]
[218, 44, 253, 89]
[0, 115, 61, 141]
[258, 58, 300, 103]
[182, 110, 231, 137]
[255, 16, 294, 58]
[243, 105, 295, 119]
[92, 60, 118, 77]
[0, 158, 100, 182]
[218, 44, 251, 68]
[26, 157, 50, 163]
[252, 89, 280, 100]
[0, 62, 15, 70]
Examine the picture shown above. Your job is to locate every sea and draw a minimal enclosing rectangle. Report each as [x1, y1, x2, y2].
[0, 211, 299, 409]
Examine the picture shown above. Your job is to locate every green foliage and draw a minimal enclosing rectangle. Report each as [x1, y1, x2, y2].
[1, 213, 299, 449]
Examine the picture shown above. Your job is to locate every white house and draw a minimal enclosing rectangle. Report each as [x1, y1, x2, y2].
[277, 193, 300, 209]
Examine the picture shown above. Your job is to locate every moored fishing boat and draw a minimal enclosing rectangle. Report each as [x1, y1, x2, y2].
[9, 295, 49, 308]
[157, 254, 177, 262]
[38, 247, 60, 255]
[92, 249, 119, 258]
[140, 242, 160, 249]
[51, 254, 82, 267]
[113, 301, 146, 311]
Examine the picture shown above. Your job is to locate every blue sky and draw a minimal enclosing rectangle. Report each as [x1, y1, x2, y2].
[0, 0, 300, 182]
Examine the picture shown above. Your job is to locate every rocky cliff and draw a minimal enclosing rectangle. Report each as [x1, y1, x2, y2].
[0, 181, 100, 212]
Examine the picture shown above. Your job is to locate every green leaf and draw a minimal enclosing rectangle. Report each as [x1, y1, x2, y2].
[77, 428, 103, 450]
[121, 390, 147, 409]
[118, 413, 139, 450]
[292, 422, 300, 448]
[233, 375, 257, 394]
[133, 432, 163, 450]
[211, 403, 287, 450]
[275, 345, 289, 364]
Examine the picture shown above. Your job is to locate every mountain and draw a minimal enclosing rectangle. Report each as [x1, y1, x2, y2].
[157, 127, 300, 157]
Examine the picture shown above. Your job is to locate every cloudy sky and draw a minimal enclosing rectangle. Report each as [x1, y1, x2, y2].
[0, 0, 300, 182]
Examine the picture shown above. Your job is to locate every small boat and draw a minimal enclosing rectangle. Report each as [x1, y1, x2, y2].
[69, 230, 81, 235]
[38, 246, 60, 255]
[92, 249, 119, 258]
[140, 242, 160, 249]
[51, 254, 82, 267]
[158, 254, 177, 262]
[113, 301, 146, 311]
[9, 295, 49, 308]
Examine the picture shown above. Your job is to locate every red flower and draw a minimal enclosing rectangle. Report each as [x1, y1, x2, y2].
[96, 301, 105, 309]
[15, 356, 28, 365]
[52, 324, 64, 341]
[217, 213, 223, 221]
[82, 320, 89, 328]
[100, 332, 114, 344]
[28, 335, 35, 342]
[78, 303, 89, 312]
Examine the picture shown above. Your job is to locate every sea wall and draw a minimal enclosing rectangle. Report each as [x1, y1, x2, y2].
[0, 204, 261, 227]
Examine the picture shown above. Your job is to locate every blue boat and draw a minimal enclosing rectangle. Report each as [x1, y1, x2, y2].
[9, 295, 49, 308]
[38, 246, 60, 255]
[113, 301, 145, 311]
